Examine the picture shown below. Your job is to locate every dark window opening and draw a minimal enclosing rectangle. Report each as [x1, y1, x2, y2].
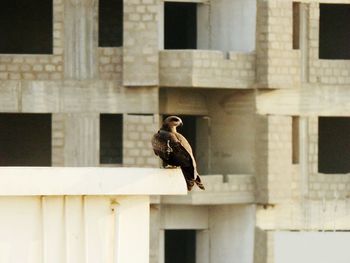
[0, 0, 53, 54]
[293, 2, 300, 50]
[165, 230, 196, 263]
[164, 2, 197, 49]
[318, 117, 350, 173]
[292, 116, 300, 164]
[0, 113, 52, 166]
[99, 0, 123, 47]
[100, 114, 123, 164]
[319, 4, 350, 59]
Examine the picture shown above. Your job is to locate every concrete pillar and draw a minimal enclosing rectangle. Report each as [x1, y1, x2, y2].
[196, 230, 210, 263]
[209, 205, 255, 263]
[63, 113, 99, 166]
[64, 0, 97, 79]
[299, 116, 309, 198]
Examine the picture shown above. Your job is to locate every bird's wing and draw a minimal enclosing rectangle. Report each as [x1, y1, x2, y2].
[151, 131, 167, 156]
[175, 132, 198, 170]
[152, 130, 192, 165]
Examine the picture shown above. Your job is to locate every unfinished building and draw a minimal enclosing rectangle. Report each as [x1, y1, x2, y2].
[1, 0, 350, 262]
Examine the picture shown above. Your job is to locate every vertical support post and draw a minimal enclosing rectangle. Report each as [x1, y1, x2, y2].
[299, 116, 309, 198]
[158, 230, 165, 263]
[196, 230, 210, 263]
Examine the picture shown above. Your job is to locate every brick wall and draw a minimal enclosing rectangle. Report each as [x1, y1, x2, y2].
[256, 0, 300, 89]
[123, 114, 159, 167]
[159, 50, 255, 88]
[123, 0, 159, 86]
[309, 3, 350, 85]
[256, 115, 293, 204]
[98, 47, 122, 81]
[307, 117, 350, 200]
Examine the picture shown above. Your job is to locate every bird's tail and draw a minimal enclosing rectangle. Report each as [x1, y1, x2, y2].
[181, 166, 205, 191]
[195, 175, 205, 190]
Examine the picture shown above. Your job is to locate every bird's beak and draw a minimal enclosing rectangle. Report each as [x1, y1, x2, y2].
[178, 121, 183, 127]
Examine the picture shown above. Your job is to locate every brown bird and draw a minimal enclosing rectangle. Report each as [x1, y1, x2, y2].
[152, 116, 205, 191]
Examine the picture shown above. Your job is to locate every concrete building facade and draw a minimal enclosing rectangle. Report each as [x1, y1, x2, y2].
[1, 0, 350, 262]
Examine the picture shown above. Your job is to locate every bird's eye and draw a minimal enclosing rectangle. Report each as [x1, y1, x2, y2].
[170, 117, 178, 122]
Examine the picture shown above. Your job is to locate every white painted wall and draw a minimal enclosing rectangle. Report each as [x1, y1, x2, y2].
[209, 205, 255, 263]
[0, 167, 186, 263]
[275, 232, 350, 263]
[206, 0, 256, 52]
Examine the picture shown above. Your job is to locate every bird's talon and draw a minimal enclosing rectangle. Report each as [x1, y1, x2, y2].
[165, 165, 178, 169]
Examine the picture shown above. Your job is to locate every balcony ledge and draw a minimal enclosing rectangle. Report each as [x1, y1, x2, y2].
[0, 167, 187, 196]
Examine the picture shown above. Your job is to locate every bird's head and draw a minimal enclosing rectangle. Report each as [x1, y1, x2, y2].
[162, 116, 183, 131]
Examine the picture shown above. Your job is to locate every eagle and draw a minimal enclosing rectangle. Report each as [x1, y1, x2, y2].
[152, 116, 205, 191]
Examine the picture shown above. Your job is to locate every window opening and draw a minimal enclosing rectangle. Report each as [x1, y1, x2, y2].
[293, 2, 300, 50]
[0, 0, 53, 54]
[292, 116, 300, 164]
[318, 117, 350, 173]
[0, 113, 52, 166]
[100, 114, 123, 164]
[99, 0, 123, 47]
[165, 230, 196, 263]
[319, 4, 350, 59]
[164, 2, 197, 49]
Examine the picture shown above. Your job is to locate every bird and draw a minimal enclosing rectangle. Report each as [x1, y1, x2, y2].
[151, 116, 205, 191]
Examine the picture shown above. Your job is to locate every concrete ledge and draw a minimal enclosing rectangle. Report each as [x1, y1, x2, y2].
[159, 50, 255, 89]
[160, 174, 255, 205]
[0, 167, 187, 196]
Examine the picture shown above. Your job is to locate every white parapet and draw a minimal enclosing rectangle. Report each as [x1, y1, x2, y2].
[0, 167, 186, 263]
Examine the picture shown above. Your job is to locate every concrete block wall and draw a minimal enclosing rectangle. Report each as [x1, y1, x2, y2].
[123, 0, 159, 86]
[256, 199, 350, 231]
[98, 47, 122, 81]
[256, 115, 293, 204]
[0, 0, 64, 81]
[256, 0, 300, 89]
[307, 117, 350, 200]
[52, 114, 65, 166]
[308, 3, 350, 85]
[159, 50, 255, 89]
[123, 114, 159, 167]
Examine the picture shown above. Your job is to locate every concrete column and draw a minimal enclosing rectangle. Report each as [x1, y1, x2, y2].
[299, 116, 309, 198]
[196, 230, 210, 263]
[63, 113, 99, 166]
[209, 205, 255, 263]
[64, 0, 97, 79]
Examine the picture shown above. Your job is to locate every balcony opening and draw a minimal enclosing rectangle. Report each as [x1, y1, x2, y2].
[319, 4, 350, 59]
[164, 2, 197, 49]
[0, 113, 52, 166]
[100, 114, 123, 165]
[318, 117, 350, 173]
[165, 230, 196, 263]
[0, 0, 53, 54]
[208, 0, 256, 52]
[293, 2, 300, 50]
[99, 0, 123, 47]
